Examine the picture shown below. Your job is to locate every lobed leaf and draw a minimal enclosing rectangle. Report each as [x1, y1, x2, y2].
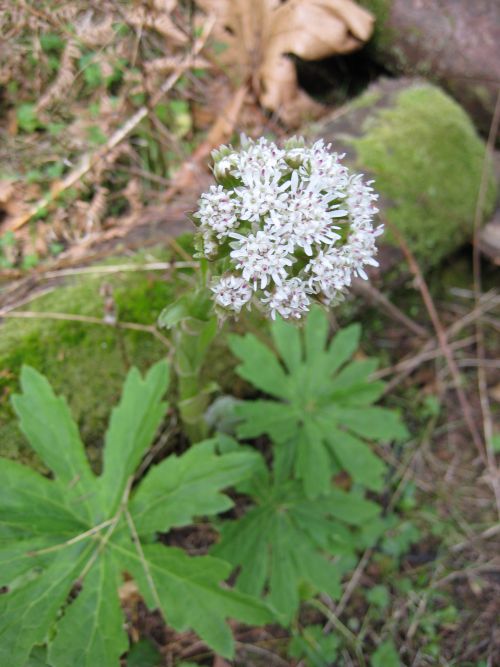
[1, 360, 268, 663]
[231, 311, 408, 498]
[48, 552, 128, 667]
[112, 541, 272, 658]
[229, 333, 290, 399]
[130, 441, 261, 535]
[11, 366, 99, 523]
[100, 360, 169, 514]
[213, 470, 374, 622]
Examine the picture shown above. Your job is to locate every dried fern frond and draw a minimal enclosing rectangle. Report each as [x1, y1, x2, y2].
[122, 178, 142, 220]
[36, 39, 80, 111]
[84, 185, 108, 234]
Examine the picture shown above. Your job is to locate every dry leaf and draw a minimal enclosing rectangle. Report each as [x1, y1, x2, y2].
[197, 0, 374, 125]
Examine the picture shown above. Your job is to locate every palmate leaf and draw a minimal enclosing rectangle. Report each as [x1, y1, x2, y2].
[229, 307, 409, 498]
[0, 361, 271, 666]
[212, 458, 380, 621]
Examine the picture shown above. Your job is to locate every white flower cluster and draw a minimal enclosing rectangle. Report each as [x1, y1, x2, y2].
[194, 136, 382, 320]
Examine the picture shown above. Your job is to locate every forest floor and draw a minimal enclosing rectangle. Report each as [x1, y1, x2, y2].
[1, 2, 499, 666]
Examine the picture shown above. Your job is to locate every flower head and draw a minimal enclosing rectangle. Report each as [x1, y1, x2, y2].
[194, 135, 382, 319]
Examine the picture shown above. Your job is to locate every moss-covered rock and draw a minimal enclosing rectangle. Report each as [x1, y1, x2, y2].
[311, 78, 497, 270]
[0, 248, 184, 469]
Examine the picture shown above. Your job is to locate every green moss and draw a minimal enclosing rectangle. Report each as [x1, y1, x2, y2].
[0, 247, 185, 468]
[347, 89, 382, 112]
[351, 84, 497, 267]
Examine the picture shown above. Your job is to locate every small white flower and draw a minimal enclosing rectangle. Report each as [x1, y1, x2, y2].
[194, 135, 382, 319]
[194, 185, 240, 239]
[263, 278, 311, 320]
[211, 275, 253, 313]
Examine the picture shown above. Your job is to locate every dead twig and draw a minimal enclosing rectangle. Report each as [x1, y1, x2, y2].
[0, 310, 171, 349]
[472, 90, 500, 519]
[374, 292, 499, 389]
[42, 261, 196, 279]
[385, 219, 485, 464]
[352, 278, 429, 339]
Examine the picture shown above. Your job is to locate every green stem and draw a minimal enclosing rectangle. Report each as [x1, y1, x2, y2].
[173, 314, 218, 442]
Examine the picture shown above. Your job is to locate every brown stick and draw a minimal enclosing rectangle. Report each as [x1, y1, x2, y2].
[472, 90, 500, 518]
[385, 220, 485, 464]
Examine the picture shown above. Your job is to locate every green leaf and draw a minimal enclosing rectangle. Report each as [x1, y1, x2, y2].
[0, 544, 92, 666]
[130, 441, 260, 535]
[48, 552, 128, 667]
[236, 400, 297, 443]
[371, 639, 400, 667]
[335, 406, 409, 441]
[12, 367, 99, 523]
[491, 433, 500, 453]
[1, 361, 267, 662]
[325, 323, 361, 375]
[126, 639, 161, 667]
[113, 541, 272, 658]
[304, 306, 329, 360]
[271, 316, 302, 372]
[213, 468, 371, 622]
[0, 458, 86, 535]
[231, 310, 407, 498]
[325, 428, 387, 491]
[17, 104, 42, 132]
[289, 625, 340, 667]
[100, 360, 169, 513]
[366, 584, 390, 610]
[229, 333, 289, 399]
[40, 32, 65, 53]
[83, 62, 103, 88]
[296, 422, 331, 498]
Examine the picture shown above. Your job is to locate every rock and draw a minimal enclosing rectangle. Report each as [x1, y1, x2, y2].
[309, 78, 498, 273]
[358, 0, 500, 135]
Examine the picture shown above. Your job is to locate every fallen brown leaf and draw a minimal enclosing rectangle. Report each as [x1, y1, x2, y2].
[197, 0, 374, 125]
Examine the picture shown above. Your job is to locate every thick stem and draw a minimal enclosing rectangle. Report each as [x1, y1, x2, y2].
[173, 314, 218, 442]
